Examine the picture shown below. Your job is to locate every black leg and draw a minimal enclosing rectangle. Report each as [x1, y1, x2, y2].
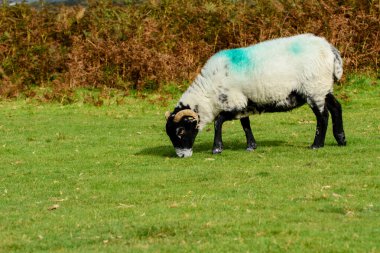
[310, 104, 329, 149]
[240, 117, 257, 151]
[212, 114, 227, 154]
[325, 93, 346, 146]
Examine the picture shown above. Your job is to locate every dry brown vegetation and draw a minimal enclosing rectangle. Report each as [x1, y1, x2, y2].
[0, 0, 379, 100]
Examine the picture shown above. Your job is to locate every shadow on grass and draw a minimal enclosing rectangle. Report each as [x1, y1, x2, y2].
[135, 145, 176, 157]
[135, 140, 290, 157]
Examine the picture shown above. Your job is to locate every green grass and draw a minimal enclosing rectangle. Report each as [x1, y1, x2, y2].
[0, 75, 379, 252]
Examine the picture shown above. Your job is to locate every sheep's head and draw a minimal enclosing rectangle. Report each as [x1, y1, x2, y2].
[165, 109, 199, 158]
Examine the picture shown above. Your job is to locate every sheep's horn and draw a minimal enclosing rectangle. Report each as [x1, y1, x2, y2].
[173, 109, 199, 123]
[165, 111, 171, 120]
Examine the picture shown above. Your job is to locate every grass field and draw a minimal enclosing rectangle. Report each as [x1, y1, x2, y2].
[1, 75, 379, 252]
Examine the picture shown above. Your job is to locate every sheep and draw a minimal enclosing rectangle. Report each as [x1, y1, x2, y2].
[165, 34, 346, 158]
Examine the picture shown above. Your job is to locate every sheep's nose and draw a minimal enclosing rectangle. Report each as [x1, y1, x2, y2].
[175, 148, 193, 158]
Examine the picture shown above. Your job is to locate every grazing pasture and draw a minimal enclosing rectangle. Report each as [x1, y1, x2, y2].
[0, 75, 379, 252]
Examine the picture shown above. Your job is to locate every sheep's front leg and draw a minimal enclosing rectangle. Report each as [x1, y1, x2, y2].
[310, 105, 329, 149]
[240, 117, 257, 151]
[212, 114, 227, 154]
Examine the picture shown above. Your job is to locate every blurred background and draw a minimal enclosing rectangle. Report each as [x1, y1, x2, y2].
[0, 0, 379, 102]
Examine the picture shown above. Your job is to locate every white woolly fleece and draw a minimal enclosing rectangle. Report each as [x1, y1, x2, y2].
[178, 34, 341, 130]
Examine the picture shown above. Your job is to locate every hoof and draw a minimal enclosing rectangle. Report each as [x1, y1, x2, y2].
[336, 133, 346, 146]
[245, 145, 256, 152]
[310, 144, 324, 149]
[337, 138, 346, 146]
[212, 148, 223, 154]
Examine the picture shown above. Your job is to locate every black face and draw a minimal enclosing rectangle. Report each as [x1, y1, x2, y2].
[166, 114, 199, 158]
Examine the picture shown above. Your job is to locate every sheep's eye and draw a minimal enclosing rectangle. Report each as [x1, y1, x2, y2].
[176, 127, 185, 138]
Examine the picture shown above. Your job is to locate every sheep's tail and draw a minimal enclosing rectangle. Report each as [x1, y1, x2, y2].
[331, 45, 343, 81]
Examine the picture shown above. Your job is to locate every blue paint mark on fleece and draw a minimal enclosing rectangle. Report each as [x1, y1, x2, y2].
[289, 41, 303, 55]
[218, 47, 254, 71]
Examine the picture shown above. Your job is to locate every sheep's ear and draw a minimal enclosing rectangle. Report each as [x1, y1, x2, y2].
[165, 111, 171, 120]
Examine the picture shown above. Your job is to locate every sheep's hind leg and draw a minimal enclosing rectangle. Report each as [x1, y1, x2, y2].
[212, 114, 227, 154]
[310, 104, 329, 149]
[240, 117, 257, 151]
[325, 93, 346, 146]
